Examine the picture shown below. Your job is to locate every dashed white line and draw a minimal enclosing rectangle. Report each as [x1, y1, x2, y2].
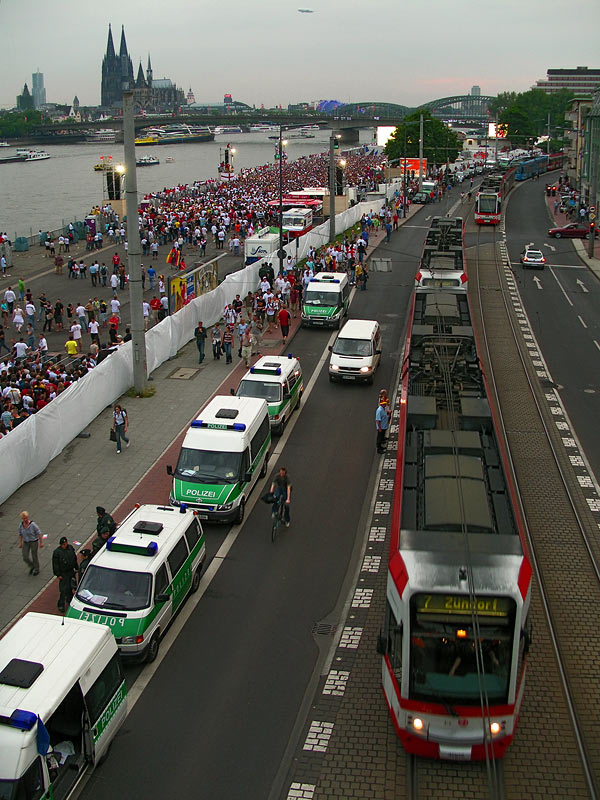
[578, 315, 588, 329]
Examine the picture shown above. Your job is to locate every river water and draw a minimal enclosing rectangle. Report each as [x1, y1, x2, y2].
[0, 129, 374, 240]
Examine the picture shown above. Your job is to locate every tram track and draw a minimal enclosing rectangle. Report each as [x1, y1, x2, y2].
[407, 752, 506, 800]
[470, 222, 599, 798]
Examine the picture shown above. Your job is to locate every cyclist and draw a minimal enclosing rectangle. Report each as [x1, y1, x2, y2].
[270, 467, 292, 527]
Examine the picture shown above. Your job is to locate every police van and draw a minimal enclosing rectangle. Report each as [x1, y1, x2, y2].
[301, 272, 350, 328]
[167, 395, 271, 524]
[67, 504, 206, 662]
[234, 355, 303, 434]
[0, 612, 126, 800]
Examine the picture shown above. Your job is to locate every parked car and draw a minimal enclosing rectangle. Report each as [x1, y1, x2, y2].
[520, 248, 546, 269]
[548, 222, 597, 239]
[411, 192, 431, 204]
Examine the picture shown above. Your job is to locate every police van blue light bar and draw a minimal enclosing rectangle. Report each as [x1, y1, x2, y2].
[0, 709, 38, 731]
[106, 537, 159, 556]
[250, 366, 281, 375]
[190, 420, 246, 431]
[309, 277, 340, 283]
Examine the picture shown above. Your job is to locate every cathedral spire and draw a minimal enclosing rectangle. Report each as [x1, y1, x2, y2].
[119, 24, 128, 58]
[136, 61, 146, 89]
[106, 24, 115, 59]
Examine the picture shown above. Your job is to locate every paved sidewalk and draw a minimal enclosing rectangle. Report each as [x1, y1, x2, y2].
[544, 194, 600, 279]
[0, 212, 417, 634]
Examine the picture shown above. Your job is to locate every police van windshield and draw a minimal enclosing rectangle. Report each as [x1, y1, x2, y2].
[175, 447, 243, 484]
[304, 290, 339, 307]
[332, 337, 372, 356]
[77, 565, 152, 611]
[237, 379, 281, 403]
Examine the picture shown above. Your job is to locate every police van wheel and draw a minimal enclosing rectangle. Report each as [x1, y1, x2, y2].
[260, 457, 268, 478]
[191, 567, 202, 593]
[145, 633, 160, 663]
[236, 499, 246, 524]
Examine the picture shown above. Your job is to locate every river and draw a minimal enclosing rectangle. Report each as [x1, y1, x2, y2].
[0, 128, 375, 240]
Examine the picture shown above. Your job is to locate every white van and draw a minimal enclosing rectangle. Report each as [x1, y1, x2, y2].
[329, 319, 382, 384]
[301, 272, 350, 329]
[234, 355, 303, 434]
[168, 395, 271, 523]
[0, 613, 126, 800]
[68, 504, 206, 662]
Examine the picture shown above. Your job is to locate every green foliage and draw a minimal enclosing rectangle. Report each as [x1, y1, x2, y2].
[0, 110, 43, 138]
[125, 385, 156, 398]
[490, 88, 574, 144]
[383, 109, 461, 165]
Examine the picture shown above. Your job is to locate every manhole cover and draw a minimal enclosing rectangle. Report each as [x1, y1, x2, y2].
[312, 623, 337, 636]
[168, 367, 199, 380]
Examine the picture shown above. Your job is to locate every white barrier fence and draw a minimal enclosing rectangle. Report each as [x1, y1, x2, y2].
[0, 187, 401, 504]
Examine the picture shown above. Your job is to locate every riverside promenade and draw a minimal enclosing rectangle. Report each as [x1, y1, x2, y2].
[0, 211, 414, 633]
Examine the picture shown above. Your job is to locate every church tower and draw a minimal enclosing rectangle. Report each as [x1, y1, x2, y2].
[119, 25, 134, 92]
[101, 24, 120, 107]
[146, 54, 153, 89]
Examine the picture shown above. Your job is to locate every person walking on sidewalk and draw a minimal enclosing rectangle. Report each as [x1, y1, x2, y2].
[278, 305, 290, 344]
[112, 404, 129, 454]
[52, 537, 78, 613]
[240, 325, 253, 367]
[18, 510, 43, 576]
[194, 321, 207, 363]
[212, 323, 222, 360]
[222, 324, 234, 364]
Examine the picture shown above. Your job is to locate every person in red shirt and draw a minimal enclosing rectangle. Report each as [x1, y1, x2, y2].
[150, 295, 161, 325]
[112, 253, 120, 269]
[278, 306, 291, 344]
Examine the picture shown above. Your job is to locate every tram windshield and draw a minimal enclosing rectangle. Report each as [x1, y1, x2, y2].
[409, 593, 515, 706]
[477, 194, 499, 213]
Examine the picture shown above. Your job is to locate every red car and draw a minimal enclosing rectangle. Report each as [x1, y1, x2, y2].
[548, 222, 597, 239]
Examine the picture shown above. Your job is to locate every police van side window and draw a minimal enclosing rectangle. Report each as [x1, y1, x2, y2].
[184, 518, 201, 551]
[85, 653, 124, 725]
[250, 415, 270, 461]
[154, 564, 169, 599]
[167, 537, 189, 578]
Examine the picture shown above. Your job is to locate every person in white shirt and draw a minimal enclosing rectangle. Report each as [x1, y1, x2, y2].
[110, 296, 120, 318]
[14, 340, 28, 360]
[89, 318, 100, 344]
[260, 278, 270, 294]
[38, 335, 48, 353]
[142, 300, 150, 330]
[75, 304, 87, 333]
[110, 273, 119, 291]
[70, 322, 83, 352]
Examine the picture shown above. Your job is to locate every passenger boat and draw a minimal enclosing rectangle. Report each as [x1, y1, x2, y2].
[93, 155, 115, 171]
[165, 156, 175, 162]
[213, 125, 243, 135]
[248, 124, 277, 133]
[0, 141, 9, 147]
[134, 124, 214, 146]
[136, 155, 160, 167]
[15, 149, 50, 161]
[86, 128, 118, 144]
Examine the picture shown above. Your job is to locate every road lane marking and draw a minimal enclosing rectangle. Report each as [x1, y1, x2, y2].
[549, 267, 573, 306]
[578, 315, 588, 329]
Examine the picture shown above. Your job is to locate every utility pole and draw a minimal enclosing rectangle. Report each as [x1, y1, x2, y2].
[418, 113, 424, 192]
[588, 144, 597, 260]
[122, 90, 147, 393]
[278, 126, 285, 276]
[547, 112, 551, 156]
[329, 134, 337, 243]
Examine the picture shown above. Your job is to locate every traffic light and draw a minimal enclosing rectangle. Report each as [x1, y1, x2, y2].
[333, 138, 339, 150]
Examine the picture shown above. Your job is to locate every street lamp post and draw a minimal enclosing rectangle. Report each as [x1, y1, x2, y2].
[329, 134, 341, 243]
[278, 127, 287, 276]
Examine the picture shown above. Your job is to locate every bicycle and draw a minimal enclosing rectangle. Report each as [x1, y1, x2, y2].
[271, 493, 286, 542]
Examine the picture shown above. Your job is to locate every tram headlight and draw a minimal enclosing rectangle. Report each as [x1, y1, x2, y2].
[413, 717, 424, 732]
[490, 721, 501, 736]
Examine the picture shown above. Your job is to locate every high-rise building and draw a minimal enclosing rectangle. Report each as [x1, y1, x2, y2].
[533, 67, 600, 95]
[186, 87, 195, 105]
[471, 85, 481, 97]
[32, 70, 46, 108]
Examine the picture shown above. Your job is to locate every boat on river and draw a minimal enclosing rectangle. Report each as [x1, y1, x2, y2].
[213, 125, 243, 135]
[135, 124, 214, 146]
[0, 141, 9, 148]
[86, 128, 118, 144]
[15, 148, 50, 161]
[136, 155, 160, 167]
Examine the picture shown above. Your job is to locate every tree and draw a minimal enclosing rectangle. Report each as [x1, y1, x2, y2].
[384, 110, 461, 165]
[489, 87, 574, 141]
[498, 105, 536, 146]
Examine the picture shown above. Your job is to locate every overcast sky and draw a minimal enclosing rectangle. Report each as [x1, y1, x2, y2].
[1, 0, 599, 109]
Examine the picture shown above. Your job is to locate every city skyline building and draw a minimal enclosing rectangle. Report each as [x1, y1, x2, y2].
[471, 85, 481, 96]
[534, 66, 600, 95]
[16, 83, 34, 111]
[32, 70, 46, 108]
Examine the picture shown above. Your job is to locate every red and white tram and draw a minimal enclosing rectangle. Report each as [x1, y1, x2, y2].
[379, 220, 533, 761]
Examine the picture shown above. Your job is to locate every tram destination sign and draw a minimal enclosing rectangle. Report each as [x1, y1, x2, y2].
[414, 593, 512, 617]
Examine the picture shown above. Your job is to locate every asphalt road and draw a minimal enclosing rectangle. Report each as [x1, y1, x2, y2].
[78, 199, 448, 800]
[505, 171, 600, 479]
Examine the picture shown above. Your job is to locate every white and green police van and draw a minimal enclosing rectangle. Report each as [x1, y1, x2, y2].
[234, 355, 303, 434]
[168, 395, 271, 524]
[67, 504, 205, 662]
[301, 271, 350, 329]
[0, 612, 126, 800]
